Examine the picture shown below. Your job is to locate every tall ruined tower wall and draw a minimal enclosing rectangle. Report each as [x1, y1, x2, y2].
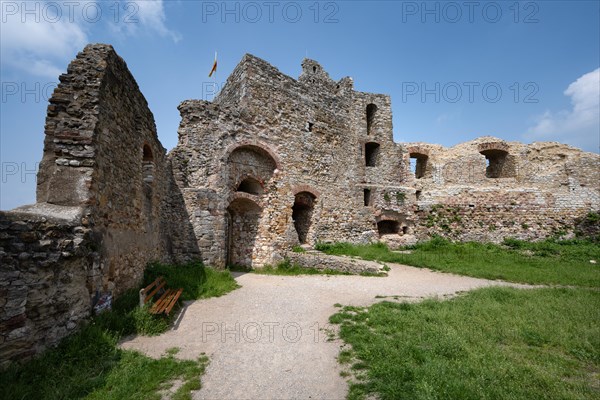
[170, 54, 411, 267]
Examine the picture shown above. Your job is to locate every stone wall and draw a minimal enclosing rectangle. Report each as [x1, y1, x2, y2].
[0, 204, 94, 367]
[34, 43, 198, 295]
[285, 251, 385, 275]
[170, 54, 409, 267]
[403, 138, 600, 243]
[170, 53, 599, 266]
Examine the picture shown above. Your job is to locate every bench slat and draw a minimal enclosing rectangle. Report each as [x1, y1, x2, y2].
[143, 279, 166, 304]
[160, 291, 177, 314]
[151, 289, 173, 314]
[141, 277, 163, 295]
[142, 276, 183, 316]
[164, 288, 183, 315]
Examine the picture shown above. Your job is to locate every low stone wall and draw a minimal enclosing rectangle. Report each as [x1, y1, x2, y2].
[0, 204, 96, 368]
[285, 251, 385, 275]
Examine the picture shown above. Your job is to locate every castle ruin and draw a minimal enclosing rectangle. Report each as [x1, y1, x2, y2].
[1, 44, 598, 365]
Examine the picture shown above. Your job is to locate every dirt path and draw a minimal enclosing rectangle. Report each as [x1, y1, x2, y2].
[120, 264, 533, 400]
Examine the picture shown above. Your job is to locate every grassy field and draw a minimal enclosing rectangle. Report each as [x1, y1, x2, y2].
[0, 262, 238, 400]
[316, 238, 600, 287]
[331, 287, 600, 400]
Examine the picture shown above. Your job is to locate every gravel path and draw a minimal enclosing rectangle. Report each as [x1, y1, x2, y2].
[120, 263, 533, 400]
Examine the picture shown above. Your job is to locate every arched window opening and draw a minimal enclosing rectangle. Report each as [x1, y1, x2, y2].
[366, 103, 377, 135]
[292, 192, 316, 244]
[237, 177, 263, 195]
[480, 149, 514, 178]
[228, 145, 277, 195]
[142, 144, 154, 184]
[365, 142, 380, 167]
[377, 220, 399, 236]
[409, 153, 429, 179]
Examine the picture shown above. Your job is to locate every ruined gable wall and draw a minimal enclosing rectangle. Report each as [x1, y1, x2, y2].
[1, 44, 194, 365]
[36, 43, 178, 295]
[90, 45, 170, 293]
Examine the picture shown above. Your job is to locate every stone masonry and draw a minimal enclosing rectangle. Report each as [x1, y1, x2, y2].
[1, 43, 598, 366]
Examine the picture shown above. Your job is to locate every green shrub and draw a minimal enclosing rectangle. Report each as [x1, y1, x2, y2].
[292, 245, 306, 253]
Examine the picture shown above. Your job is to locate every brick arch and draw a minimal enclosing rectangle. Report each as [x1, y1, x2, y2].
[292, 185, 320, 198]
[405, 146, 430, 157]
[228, 193, 262, 210]
[223, 140, 282, 171]
[478, 141, 509, 153]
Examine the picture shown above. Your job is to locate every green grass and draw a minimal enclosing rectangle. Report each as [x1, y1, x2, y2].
[0, 314, 209, 400]
[316, 238, 600, 287]
[0, 262, 238, 400]
[145, 261, 240, 301]
[292, 245, 306, 253]
[330, 287, 600, 400]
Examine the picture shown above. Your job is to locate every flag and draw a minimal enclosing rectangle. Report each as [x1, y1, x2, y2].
[208, 52, 217, 77]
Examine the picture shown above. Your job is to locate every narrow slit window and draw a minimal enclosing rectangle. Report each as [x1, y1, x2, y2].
[366, 103, 377, 135]
[142, 144, 154, 185]
[363, 189, 372, 206]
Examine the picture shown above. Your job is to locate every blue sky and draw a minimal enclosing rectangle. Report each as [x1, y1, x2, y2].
[1, 0, 599, 210]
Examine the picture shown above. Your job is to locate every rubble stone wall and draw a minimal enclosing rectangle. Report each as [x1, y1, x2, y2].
[0, 204, 93, 367]
[403, 138, 600, 242]
[172, 53, 598, 265]
[170, 55, 412, 267]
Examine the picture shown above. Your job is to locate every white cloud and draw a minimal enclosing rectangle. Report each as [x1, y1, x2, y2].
[525, 68, 600, 152]
[0, 0, 180, 78]
[0, 1, 88, 78]
[135, 0, 181, 42]
[109, 0, 181, 42]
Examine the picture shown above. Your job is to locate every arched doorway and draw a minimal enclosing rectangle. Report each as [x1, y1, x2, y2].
[226, 197, 262, 267]
[292, 192, 316, 244]
[225, 144, 278, 267]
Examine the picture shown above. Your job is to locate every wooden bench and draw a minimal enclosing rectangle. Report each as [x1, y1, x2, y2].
[139, 277, 183, 316]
